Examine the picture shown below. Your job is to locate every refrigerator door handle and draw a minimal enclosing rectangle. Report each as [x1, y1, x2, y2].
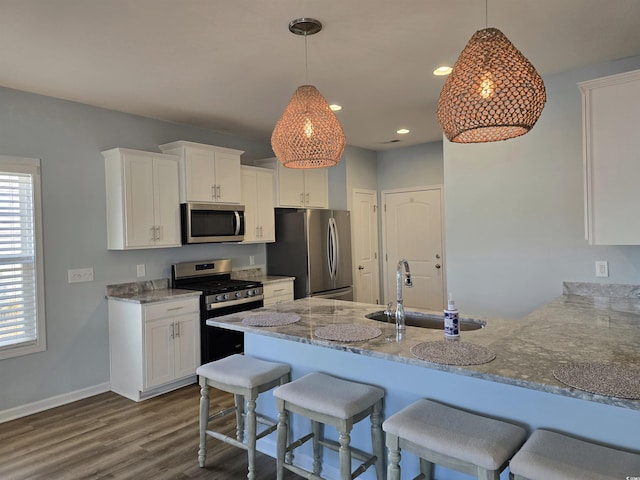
[327, 217, 339, 280]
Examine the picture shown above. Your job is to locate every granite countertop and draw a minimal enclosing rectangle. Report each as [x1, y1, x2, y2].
[105, 278, 201, 304]
[207, 284, 640, 411]
[259, 275, 296, 284]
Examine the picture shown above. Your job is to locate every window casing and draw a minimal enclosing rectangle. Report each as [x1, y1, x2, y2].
[0, 156, 45, 360]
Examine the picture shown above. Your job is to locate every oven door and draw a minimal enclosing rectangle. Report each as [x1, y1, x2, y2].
[182, 203, 245, 244]
[201, 298, 263, 364]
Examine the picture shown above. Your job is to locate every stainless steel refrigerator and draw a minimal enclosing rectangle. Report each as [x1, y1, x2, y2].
[267, 209, 353, 300]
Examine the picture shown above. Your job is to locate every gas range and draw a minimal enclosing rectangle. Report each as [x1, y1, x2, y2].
[172, 258, 264, 364]
[172, 259, 264, 310]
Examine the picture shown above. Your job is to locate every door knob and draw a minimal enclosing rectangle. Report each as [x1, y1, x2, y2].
[435, 254, 441, 259]
[435, 264, 441, 269]
[358, 265, 364, 270]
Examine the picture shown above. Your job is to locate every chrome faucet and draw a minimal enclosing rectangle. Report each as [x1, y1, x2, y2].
[395, 258, 413, 330]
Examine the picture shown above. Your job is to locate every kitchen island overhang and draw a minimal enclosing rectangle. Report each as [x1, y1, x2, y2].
[207, 296, 640, 479]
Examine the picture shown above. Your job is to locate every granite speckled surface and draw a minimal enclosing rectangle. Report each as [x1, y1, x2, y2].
[231, 267, 295, 285]
[208, 285, 640, 411]
[105, 278, 201, 304]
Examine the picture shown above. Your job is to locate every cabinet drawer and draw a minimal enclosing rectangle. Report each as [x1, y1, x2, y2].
[263, 281, 294, 300]
[143, 298, 199, 321]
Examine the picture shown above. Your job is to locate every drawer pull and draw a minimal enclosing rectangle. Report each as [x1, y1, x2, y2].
[167, 306, 184, 312]
[273, 288, 285, 293]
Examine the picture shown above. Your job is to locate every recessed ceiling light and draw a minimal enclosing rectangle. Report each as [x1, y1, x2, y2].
[433, 66, 453, 76]
[329, 104, 342, 111]
[397, 128, 410, 135]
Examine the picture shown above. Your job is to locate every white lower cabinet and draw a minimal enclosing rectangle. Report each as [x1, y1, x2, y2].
[108, 296, 200, 401]
[263, 280, 294, 306]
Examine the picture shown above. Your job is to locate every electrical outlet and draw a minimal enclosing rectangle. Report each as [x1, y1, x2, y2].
[137, 264, 146, 277]
[595, 260, 609, 278]
[68, 268, 94, 283]
[249, 255, 255, 266]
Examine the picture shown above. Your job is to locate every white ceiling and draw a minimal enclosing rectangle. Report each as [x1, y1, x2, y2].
[2, 0, 640, 151]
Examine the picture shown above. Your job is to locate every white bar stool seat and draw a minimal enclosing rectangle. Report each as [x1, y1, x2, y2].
[273, 371, 385, 480]
[383, 399, 527, 480]
[196, 354, 290, 480]
[510, 429, 640, 480]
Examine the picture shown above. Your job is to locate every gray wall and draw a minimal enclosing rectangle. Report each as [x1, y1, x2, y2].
[376, 141, 444, 190]
[0, 86, 273, 412]
[445, 55, 640, 319]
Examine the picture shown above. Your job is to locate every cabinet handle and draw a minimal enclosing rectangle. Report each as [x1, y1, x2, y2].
[170, 323, 175, 339]
[156, 225, 161, 241]
[211, 185, 216, 199]
[306, 193, 310, 204]
[175, 322, 181, 338]
[217, 185, 221, 199]
[300, 193, 304, 205]
[151, 226, 160, 242]
[259, 225, 263, 237]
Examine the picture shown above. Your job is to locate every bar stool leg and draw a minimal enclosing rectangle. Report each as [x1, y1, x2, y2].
[276, 408, 288, 480]
[246, 397, 257, 480]
[420, 457, 434, 480]
[234, 393, 245, 443]
[312, 420, 322, 475]
[370, 400, 385, 480]
[387, 433, 401, 480]
[338, 429, 352, 480]
[198, 381, 209, 467]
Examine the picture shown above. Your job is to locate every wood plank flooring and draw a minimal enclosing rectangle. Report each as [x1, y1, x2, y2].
[0, 384, 302, 480]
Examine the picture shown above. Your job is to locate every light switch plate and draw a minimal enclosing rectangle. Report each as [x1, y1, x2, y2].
[68, 268, 94, 283]
[137, 264, 146, 277]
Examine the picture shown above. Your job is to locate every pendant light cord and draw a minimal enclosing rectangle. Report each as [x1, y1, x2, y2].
[304, 32, 309, 84]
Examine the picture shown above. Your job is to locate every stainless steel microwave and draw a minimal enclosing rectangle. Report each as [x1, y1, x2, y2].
[181, 203, 245, 244]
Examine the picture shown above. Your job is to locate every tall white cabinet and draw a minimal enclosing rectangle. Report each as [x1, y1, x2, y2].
[104, 148, 181, 249]
[241, 166, 275, 243]
[579, 69, 640, 245]
[159, 141, 243, 204]
[108, 296, 200, 402]
[255, 157, 328, 208]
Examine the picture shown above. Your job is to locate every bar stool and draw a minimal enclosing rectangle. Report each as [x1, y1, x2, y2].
[510, 429, 640, 480]
[383, 399, 527, 480]
[196, 354, 290, 480]
[273, 372, 385, 480]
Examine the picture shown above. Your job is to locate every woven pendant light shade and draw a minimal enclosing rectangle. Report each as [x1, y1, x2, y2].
[271, 84, 346, 168]
[437, 27, 546, 143]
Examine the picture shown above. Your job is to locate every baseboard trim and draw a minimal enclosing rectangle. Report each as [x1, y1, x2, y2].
[0, 382, 110, 424]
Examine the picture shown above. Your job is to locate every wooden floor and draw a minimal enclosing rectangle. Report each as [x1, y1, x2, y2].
[0, 384, 302, 480]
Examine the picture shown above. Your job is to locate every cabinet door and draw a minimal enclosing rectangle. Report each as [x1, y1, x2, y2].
[173, 314, 200, 380]
[241, 169, 259, 242]
[277, 167, 305, 207]
[144, 317, 174, 389]
[214, 152, 241, 204]
[256, 170, 275, 242]
[124, 153, 156, 247]
[303, 169, 328, 208]
[153, 158, 181, 247]
[185, 148, 216, 202]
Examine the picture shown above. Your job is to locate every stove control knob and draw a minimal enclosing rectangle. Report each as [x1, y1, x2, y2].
[224, 293, 230, 300]
[247, 290, 254, 296]
[235, 291, 243, 298]
[215, 294, 224, 302]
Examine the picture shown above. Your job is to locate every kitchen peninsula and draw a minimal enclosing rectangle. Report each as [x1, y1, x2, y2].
[208, 283, 640, 479]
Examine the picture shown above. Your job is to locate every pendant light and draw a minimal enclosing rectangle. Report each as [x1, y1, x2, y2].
[271, 18, 346, 168]
[436, 2, 546, 143]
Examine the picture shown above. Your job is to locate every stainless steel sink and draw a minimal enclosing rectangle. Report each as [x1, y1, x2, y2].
[365, 310, 485, 331]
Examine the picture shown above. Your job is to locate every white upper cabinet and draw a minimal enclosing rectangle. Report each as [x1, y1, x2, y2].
[241, 166, 275, 243]
[104, 148, 181, 249]
[255, 157, 328, 209]
[159, 141, 244, 204]
[579, 69, 640, 245]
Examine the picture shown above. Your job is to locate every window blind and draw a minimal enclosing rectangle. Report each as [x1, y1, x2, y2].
[0, 172, 38, 350]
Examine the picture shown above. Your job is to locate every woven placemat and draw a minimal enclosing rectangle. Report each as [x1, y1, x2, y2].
[410, 341, 496, 366]
[314, 324, 382, 342]
[553, 363, 640, 399]
[242, 313, 301, 327]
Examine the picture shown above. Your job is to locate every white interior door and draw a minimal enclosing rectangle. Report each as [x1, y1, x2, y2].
[352, 189, 380, 304]
[382, 187, 445, 311]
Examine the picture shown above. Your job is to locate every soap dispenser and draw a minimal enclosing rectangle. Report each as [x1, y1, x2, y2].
[444, 294, 459, 339]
